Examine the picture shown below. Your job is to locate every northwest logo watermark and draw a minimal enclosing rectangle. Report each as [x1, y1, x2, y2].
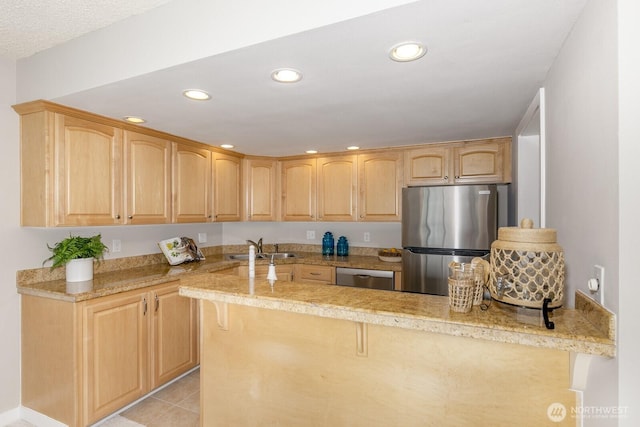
[547, 403, 629, 422]
[547, 403, 566, 422]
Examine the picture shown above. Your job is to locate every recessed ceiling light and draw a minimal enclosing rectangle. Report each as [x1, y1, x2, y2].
[183, 89, 211, 100]
[305, 150, 318, 154]
[271, 68, 302, 83]
[220, 144, 234, 149]
[389, 42, 426, 62]
[346, 146, 360, 151]
[123, 116, 146, 124]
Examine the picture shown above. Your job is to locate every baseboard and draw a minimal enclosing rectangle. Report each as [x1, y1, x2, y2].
[0, 407, 21, 425]
[20, 406, 67, 427]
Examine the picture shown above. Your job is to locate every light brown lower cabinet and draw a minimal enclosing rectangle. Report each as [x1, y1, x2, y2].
[21, 281, 198, 427]
[295, 264, 336, 284]
[199, 303, 575, 426]
[229, 264, 295, 282]
[221, 264, 336, 284]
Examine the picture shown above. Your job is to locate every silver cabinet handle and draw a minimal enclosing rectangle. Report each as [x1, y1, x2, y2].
[155, 294, 160, 312]
[143, 298, 147, 316]
[443, 176, 448, 181]
[128, 215, 133, 219]
[115, 214, 121, 219]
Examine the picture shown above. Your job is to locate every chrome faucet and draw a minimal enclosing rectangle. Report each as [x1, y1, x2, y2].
[246, 238, 263, 254]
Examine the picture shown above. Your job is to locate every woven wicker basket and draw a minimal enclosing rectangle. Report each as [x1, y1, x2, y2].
[489, 218, 565, 309]
[448, 277, 475, 313]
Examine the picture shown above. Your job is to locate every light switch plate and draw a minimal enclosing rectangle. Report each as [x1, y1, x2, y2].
[112, 240, 121, 253]
[198, 233, 207, 243]
[306, 230, 315, 240]
[591, 264, 604, 305]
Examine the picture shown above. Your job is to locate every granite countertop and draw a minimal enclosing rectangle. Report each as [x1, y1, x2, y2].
[179, 273, 616, 358]
[15, 251, 400, 302]
[17, 248, 615, 357]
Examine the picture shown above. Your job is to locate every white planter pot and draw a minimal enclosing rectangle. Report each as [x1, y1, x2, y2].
[66, 258, 94, 283]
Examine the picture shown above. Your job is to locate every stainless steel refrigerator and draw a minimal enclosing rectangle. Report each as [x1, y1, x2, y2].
[401, 184, 499, 296]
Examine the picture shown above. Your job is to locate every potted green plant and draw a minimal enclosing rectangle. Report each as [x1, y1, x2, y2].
[45, 234, 108, 282]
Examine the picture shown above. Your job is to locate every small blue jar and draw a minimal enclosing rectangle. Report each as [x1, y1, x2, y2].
[337, 236, 349, 257]
[322, 232, 334, 256]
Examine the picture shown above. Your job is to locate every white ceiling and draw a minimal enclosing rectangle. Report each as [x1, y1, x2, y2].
[5, 0, 587, 157]
[0, 0, 172, 59]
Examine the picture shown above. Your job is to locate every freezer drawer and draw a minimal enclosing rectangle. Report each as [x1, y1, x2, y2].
[401, 249, 487, 296]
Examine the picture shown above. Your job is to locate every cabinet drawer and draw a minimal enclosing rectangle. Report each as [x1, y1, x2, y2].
[299, 265, 334, 283]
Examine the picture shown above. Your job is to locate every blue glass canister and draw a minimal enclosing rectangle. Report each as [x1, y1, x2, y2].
[337, 236, 349, 256]
[322, 232, 334, 256]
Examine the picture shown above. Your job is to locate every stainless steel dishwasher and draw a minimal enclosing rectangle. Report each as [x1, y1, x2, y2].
[335, 267, 395, 291]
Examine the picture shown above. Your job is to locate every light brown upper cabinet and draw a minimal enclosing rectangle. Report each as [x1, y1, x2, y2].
[212, 152, 242, 221]
[452, 138, 511, 184]
[173, 143, 212, 223]
[280, 158, 317, 221]
[358, 151, 403, 221]
[54, 114, 124, 226]
[403, 145, 450, 186]
[16, 109, 124, 226]
[15, 101, 512, 227]
[124, 131, 172, 224]
[404, 138, 512, 186]
[317, 155, 357, 221]
[244, 158, 278, 221]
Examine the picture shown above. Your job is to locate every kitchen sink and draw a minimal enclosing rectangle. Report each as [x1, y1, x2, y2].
[268, 252, 299, 259]
[225, 253, 299, 260]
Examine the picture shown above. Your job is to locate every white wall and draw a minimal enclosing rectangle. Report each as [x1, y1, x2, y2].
[0, 57, 22, 415]
[516, 134, 541, 226]
[544, 0, 622, 425]
[223, 222, 401, 249]
[617, 0, 640, 423]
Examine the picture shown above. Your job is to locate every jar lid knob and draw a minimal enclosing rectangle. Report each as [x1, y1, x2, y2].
[520, 218, 534, 229]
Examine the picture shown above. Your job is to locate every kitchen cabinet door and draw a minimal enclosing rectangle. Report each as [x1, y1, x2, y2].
[151, 283, 199, 389]
[244, 158, 277, 221]
[83, 290, 149, 424]
[55, 114, 124, 226]
[124, 131, 172, 224]
[404, 146, 450, 186]
[357, 152, 403, 221]
[280, 159, 317, 221]
[317, 155, 357, 221]
[453, 139, 511, 184]
[213, 152, 242, 221]
[173, 143, 212, 223]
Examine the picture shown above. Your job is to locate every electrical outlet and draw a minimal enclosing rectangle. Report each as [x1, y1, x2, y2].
[591, 264, 604, 305]
[112, 239, 121, 253]
[364, 232, 371, 242]
[198, 232, 207, 243]
[306, 230, 315, 240]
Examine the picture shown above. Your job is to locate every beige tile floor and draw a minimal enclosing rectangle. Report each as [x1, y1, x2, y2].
[120, 368, 200, 427]
[6, 368, 199, 427]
